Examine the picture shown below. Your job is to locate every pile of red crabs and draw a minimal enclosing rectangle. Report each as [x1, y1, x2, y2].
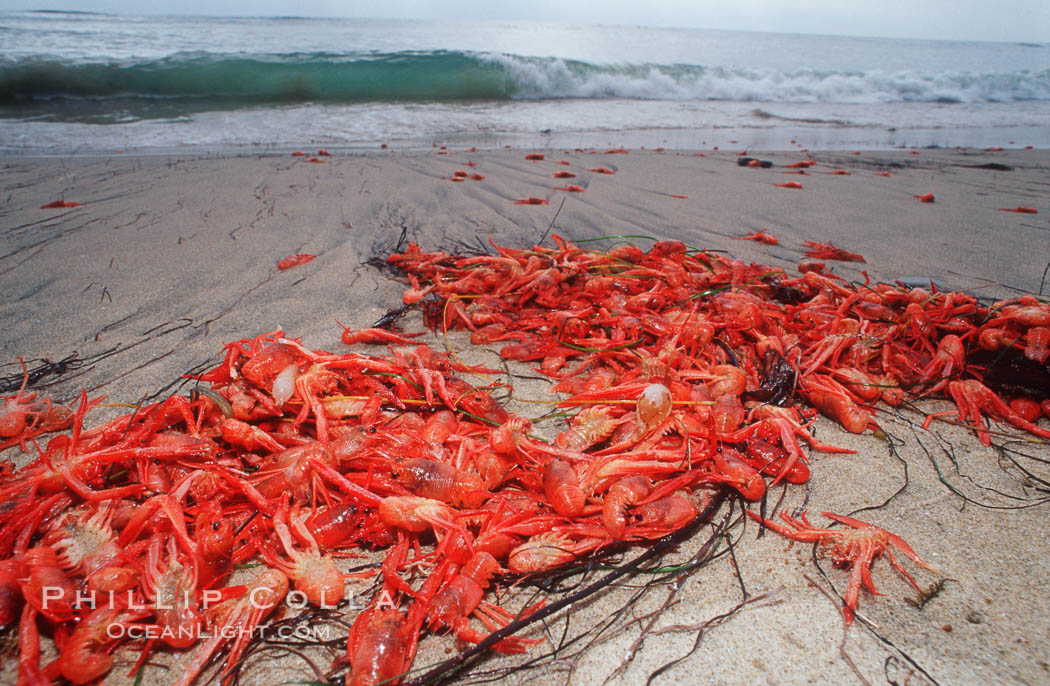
[2, 235, 1049, 686]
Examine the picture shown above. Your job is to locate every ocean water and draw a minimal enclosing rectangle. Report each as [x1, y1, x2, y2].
[1, 11, 1049, 153]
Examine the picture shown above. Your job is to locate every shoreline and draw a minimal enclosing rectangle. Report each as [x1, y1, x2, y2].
[2, 142, 1048, 161]
[3, 132, 1048, 158]
[3, 101, 1049, 157]
[1, 146, 1048, 685]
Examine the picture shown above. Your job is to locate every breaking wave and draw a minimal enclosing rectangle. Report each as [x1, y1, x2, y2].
[2, 50, 1047, 120]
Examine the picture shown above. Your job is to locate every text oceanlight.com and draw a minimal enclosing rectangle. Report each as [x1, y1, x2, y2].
[105, 623, 339, 642]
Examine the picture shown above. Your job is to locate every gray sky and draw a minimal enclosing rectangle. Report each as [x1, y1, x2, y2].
[3, 0, 1049, 42]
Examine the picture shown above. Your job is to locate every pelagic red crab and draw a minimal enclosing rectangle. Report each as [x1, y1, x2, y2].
[0, 234, 1047, 685]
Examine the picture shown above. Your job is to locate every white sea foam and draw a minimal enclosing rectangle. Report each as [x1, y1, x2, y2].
[4, 100, 1048, 155]
[486, 53, 1050, 104]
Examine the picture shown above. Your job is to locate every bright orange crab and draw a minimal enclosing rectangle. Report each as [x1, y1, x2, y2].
[748, 509, 935, 623]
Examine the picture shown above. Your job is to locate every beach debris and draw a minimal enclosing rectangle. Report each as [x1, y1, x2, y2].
[969, 346, 1050, 401]
[923, 378, 1050, 446]
[797, 259, 827, 273]
[553, 171, 576, 178]
[339, 326, 425, 346]
[961, 163, 1012, 171]
[292, 151, 306, 156]
[874, 171, 893, 177]
[557, 160, 572, 165]
[831, 169, 851, 175]
[588, 167, 616, 174]
[668, 194, 689, 199]
[999, 206, 1037, 214]
[733, 229, 780, 245]
[554, 185, 585, 192]
[39, 200, 83, 209]
[915, 193, 935, 203]
[1010, 397, 1042, 421]
[346, 604, 426, 686]
[802, 240, 866, 263]
[604, 148, 628, 154]
[776, 181, 804, 189]
[450, 170, 484, 182]
[0, 358, 75, 451]
[514, 197, 549, 205]
[747, 510, 934, 623]
[306, 157, 322, 163]
[785, 161, 816, 168]
[7, 234, 1050, 686]
[277, 253, 316, 270]
[525, 153, 545, 160]
[738, 157, 773, 168]
[317, 149, 331, 156]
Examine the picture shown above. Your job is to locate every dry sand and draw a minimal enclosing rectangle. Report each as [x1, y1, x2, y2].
[1, 146, 1048, 686]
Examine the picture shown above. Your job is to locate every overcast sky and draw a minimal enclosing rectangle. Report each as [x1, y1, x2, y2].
[2, 0, 1048, 42]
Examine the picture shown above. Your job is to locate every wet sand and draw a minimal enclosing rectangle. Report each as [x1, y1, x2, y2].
[1, 146, 1048, 685]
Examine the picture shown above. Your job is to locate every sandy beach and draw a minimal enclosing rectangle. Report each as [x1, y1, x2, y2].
[1, 146, 1048, 686]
